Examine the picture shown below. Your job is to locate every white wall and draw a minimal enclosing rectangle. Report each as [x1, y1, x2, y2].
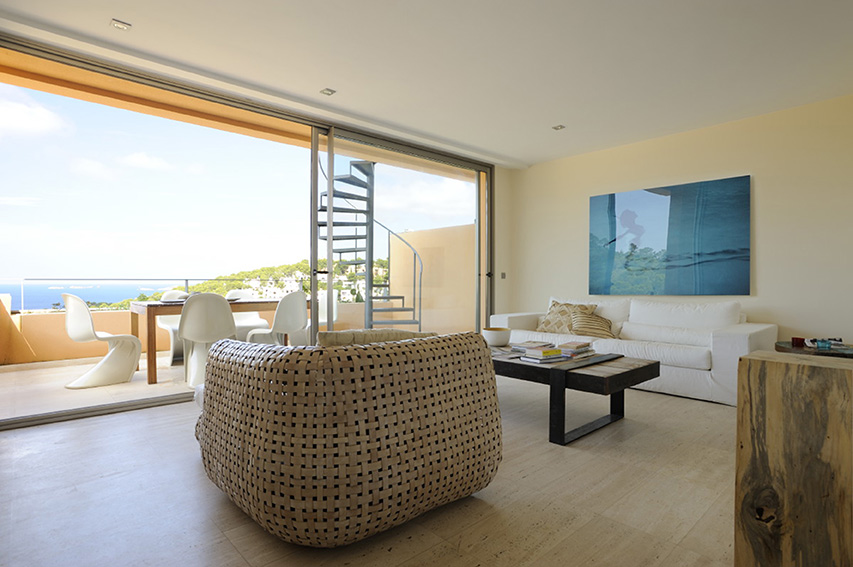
[495, 94, 853, 342]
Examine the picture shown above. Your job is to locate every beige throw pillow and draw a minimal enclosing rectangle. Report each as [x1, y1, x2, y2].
[536, 301, 596, 334]
[570, 311, 615, 339]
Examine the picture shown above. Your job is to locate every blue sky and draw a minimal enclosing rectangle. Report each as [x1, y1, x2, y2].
[0, 83, 475, 280]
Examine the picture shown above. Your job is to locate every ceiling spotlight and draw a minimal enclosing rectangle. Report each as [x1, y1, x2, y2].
[552, 124, 566, 131]
[110, 19, 132, 31]
[320, 88, 337, 96]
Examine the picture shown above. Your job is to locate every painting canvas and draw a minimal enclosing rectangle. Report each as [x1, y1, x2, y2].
[589, 175, 750, 295]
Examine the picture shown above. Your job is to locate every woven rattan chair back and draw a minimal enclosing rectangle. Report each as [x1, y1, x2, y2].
[196, 332, 502, 547]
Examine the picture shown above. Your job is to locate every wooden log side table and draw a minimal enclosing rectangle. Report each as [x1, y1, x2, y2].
[736, 350, 853, 566]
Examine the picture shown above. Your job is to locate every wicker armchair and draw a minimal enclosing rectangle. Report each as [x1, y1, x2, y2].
[195, 332, 502, 547]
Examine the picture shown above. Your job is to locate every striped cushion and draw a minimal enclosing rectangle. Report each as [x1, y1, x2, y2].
[536, 301, 595, 334]
[570, 311, 615, 339]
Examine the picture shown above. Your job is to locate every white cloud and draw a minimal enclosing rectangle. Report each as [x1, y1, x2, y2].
[0, 85, 67, 140]
[72, 158, 114, 180]
[118, 152, 173, 170]
[0, 196, 41, 207]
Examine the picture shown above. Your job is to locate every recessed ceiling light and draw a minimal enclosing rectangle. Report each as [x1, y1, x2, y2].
[320, 88, 337, 96]
[110, 19, 132, 31]
[552, 124, 566, 131]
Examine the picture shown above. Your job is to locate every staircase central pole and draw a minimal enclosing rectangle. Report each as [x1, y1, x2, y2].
[365, 164, 374, 329]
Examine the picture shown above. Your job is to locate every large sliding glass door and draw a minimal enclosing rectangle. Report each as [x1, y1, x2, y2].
[0, 36, 493, 426]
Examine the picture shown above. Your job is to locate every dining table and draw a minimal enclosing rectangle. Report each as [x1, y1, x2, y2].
[130, 298, 279, 384]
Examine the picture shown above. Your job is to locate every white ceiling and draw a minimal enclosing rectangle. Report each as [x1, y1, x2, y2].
[1, 1, 852, 168]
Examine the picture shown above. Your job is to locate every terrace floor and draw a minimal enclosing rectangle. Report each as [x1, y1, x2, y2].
[0, 354, 191, 429]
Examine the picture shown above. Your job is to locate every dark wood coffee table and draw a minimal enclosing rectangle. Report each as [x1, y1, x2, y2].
[493, 353, 660, 445]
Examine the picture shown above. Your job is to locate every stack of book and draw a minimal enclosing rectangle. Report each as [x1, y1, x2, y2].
[519, 345, 568, 364]
[510, 340, 553, 353]
[558, 341, 596, 359]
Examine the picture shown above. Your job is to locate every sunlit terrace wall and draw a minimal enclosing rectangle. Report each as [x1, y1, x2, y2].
[389, 224, 476, 334]
[0, 302, 370, 365]
[0, 306, 276, 364]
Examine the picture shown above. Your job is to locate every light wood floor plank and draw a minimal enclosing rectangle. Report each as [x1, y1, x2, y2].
[1, 374, 736, 567]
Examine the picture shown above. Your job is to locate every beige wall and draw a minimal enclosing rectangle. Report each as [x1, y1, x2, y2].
[496, 94, 853, 342]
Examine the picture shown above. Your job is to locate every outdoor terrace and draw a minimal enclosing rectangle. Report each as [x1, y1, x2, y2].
[0, 295, 369, 428]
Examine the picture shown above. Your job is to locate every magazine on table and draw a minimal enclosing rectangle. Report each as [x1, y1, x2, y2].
[519, 354, 569, 364]
[523, 346, 563, 358]
[510, 340, 554, 353]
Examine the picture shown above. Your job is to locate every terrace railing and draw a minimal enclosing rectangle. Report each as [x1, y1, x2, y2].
[0, 277, 307, 313]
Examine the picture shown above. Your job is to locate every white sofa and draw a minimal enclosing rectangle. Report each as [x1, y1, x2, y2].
[490, 298, 777, 406]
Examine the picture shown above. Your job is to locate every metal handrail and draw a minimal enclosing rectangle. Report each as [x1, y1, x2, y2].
[373, 219, 424, 331]
[329, 175, 425, 330]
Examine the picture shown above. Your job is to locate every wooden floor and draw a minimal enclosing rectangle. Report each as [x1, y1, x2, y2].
[0, 376, 735, 567]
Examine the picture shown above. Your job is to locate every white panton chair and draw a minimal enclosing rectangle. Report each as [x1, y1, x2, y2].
[246, 291, 308, 345]
[224, 289, 270, 341]
[156, 289, 189, 366]
[62, 293, 142, 389]
[177, 293, 237, 388]
[290, 289, 338, 346]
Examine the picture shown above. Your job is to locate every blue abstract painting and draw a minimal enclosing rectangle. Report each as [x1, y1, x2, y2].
[589, 175, 750, 295]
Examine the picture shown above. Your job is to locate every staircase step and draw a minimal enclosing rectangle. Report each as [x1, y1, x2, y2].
[318, 205, 368, 214]
[371, 295, 405, 302]
[334, 174, 370, 189]
[319, 235, 367, 241]
[373, 307, 415, 313]
[318, 221, 368, 227]
[352, 161, 374, 176]
[333, 247, 368, 254]
[371, 319, 420, 326]
[321, 190, 369, 201]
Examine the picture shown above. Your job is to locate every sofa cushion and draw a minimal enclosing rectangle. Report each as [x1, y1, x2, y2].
[593, 338, 712, 371]
[569, 310, 615, 339]
[550, 297, 630, 335]
[537, 301, 595, 334]
[619, 321, 711, 347]
[628, 300, 740, 329]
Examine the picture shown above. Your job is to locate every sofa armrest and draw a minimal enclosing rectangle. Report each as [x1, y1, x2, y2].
[712, 323, 778, 356]
[489, 312, 544, 331]
[711, 323, 778, 404]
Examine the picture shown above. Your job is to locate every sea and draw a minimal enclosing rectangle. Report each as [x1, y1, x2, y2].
[0, 281, 194, 311]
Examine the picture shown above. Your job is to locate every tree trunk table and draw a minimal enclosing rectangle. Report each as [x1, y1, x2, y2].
[736, 350, 853, 566]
